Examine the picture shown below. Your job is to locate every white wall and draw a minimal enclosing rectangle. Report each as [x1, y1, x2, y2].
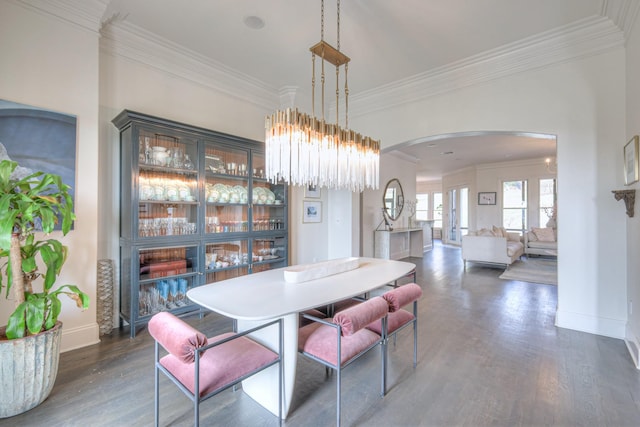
[452, 158, 557, 232]
[355, 49, 628, 339]
[625, 12, 640, 368]
[327, 190, 360, 259]
[417, 180, 442, 195]
[289, 187, 359, 265]
[362, 153, 417, 258]
[289, 185, 328, 264]
[0, 1, 101, 351]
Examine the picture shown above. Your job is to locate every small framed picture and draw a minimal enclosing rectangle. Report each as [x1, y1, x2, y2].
[305, 184, 321, 198]
[478, 192, 496, 205]
[624, 135, 639, 185]
[303, 201, 322, 223]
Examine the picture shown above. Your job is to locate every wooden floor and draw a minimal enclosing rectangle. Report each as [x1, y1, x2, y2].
[3, 243, 640, 426]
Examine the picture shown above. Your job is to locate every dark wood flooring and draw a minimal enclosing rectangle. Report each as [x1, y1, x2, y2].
[2, 242, 640, 426]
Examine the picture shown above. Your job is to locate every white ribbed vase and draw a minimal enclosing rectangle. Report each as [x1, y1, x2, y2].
[0, 321, 62, 418]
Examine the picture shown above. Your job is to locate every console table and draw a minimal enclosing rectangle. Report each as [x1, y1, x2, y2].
[374, 228, 424, 260]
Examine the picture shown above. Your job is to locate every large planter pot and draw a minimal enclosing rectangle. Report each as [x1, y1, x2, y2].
[0, 321, 62, 418]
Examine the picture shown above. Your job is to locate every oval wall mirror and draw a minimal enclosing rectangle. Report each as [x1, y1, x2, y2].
[383, 178, 404, 221]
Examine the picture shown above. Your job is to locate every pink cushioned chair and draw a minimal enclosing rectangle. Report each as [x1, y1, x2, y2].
[148, 312, 283, 427]
[298, 296, 389, 427]
[367, 283, 422, 393]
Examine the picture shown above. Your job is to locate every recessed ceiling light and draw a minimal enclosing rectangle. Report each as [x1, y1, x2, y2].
[441, 151, 454, 155]
[244, 15, 265, 29]
[427, 143, 437, 147]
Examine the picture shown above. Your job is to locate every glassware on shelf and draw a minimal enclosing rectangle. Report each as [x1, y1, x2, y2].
[138, 217, 196, 237]
[177, 278, 189, 306]
[184, 154, 194, 170]
[139, 136, 152, 165]
[172, 147, 184, 169]
[166, 278, 179, 309]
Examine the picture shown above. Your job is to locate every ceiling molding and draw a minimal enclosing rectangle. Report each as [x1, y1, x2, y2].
[386, 150, 420, 164]
[349, 16, 625, 119]
[9, 0, 106, 34]
[100, 21, 279, 111]
[601, 0, 640, 41]
[385, 130, 557, 153]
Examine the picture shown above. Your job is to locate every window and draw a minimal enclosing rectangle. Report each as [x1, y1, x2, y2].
[460, 187, 469, 236]
[416, 193, 429, 221]
[502, 180, 527, 234]
[433, 192, 443, 229]
[539, 178, 556, 227]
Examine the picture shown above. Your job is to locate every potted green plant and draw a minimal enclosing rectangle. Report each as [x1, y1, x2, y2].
[0, 159, 89, 418]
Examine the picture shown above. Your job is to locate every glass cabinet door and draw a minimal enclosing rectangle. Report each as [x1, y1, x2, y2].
[251, 236, 287, 273]
[137, 129, 199, 239]
[136, 244, 200, 319]
[204, 239, 250, 283]
[204, 142, 249, 235]
[251, 152, 287, 233]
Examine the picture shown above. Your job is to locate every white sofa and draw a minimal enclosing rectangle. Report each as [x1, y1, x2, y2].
[523, 227, 557, 256]
[462, 228, 524, 268]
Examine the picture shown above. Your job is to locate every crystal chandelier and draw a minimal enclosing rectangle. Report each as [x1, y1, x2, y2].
[265, 0, 380, 192]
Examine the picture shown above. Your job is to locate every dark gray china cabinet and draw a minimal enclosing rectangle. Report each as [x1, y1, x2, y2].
[112, 110, 289, 337]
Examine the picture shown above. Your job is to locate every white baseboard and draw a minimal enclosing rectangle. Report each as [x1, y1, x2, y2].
[61, 323, 100, 353]
[624, 324, 640, 369]
[555, 309, 626, 339]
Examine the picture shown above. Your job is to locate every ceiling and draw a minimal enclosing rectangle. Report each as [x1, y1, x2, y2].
[102, 0, 605, 181]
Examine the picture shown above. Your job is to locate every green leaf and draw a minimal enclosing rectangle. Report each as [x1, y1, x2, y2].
[25, 297, 46, 335]
[38, 206, 56, 234]
[0, 160, 17, 189]
[0, 209, 18, 250]
[22, 255, 37, 276]
[45, 294, 61, 330]
[54, 284, 90, 309]
[6, 302, 27, 339]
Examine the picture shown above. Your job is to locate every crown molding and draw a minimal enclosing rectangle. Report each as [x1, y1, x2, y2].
[349, 16, 625, 119]
[100, 21, 279, 111]
[601, 0, 640, 41]
[8, 0, 106, 34]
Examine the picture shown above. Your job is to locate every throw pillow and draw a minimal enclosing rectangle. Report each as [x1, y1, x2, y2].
[492, 225, 507, 237]
[478, 228, 495, 237]
[527, 230, 538, 242]
[506, 232, 521, 242]
[533, 227, 555, 242]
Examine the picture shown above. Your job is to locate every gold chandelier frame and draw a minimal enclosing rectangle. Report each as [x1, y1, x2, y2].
[265, 0, 380, 192]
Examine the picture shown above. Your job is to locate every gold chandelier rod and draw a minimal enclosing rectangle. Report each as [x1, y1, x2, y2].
[310, 0, 350, 126]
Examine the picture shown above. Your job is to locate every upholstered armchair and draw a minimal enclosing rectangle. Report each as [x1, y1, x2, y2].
[148, 312, 283, 427]
[367, 283, 423, 393]
[298, 296, 389, 426]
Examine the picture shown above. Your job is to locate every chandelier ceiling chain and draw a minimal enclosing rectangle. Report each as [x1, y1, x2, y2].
[264, 0, 380, 192]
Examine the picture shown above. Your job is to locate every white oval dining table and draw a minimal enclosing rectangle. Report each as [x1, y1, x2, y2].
[187, 257, 416, 419]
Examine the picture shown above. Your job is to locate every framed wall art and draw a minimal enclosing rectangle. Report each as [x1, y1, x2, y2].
[303, 201, 322, 223]
[0, 99, 77, 230]
[0, 99, 77, 193]
[624, 135, 639, 185]
[478, 192, 496, 205]
[305, 184, 321, 198]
